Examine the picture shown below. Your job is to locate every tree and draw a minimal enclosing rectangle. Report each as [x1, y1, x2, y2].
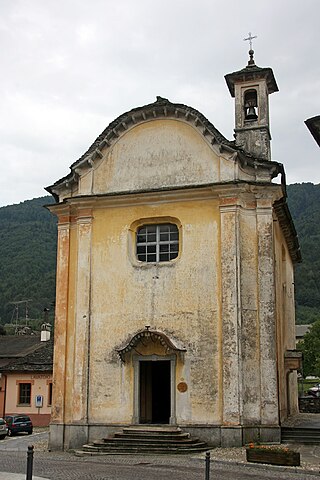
[297, 319, 320, 377]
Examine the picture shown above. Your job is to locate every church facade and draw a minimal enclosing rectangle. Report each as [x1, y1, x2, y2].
[47, 53, 301, 450]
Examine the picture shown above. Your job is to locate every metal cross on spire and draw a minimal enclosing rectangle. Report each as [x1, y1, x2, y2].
[244, 32, 257, 50]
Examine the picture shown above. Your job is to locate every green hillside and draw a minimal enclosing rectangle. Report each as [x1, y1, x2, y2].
[0, 196, 57, 326]
[0, 183, 319, 326]
[287, 183, 320, 324]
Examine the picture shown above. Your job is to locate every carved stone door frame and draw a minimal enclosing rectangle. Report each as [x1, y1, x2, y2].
[132, 354, 177, 425]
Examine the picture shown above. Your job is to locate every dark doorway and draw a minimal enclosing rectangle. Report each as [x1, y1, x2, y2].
[139, 360, 171, 424]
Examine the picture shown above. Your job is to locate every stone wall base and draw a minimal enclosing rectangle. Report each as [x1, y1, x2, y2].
[49, 423, 281, 451]
[184, 425, 280, 447]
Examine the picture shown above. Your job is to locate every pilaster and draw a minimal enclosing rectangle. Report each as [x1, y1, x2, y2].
[220, 197, 241, 425]
[256, 198, 279, 424]
[238, 197, 260, 424]
[51, 208, 71, 425]
[72, 208, 93, 423]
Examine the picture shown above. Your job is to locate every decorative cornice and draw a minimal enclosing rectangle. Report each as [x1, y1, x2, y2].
[46, 179, 300, 264]
[274, 198, 301, 263]
[225, 64, 279, 97]
[45, 181, 282, 210]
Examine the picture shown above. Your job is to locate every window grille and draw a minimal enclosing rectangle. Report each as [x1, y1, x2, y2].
[136, 224, 179, 263]
[19, 383, 31, 405]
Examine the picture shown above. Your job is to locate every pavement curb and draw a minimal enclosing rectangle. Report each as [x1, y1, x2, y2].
[200, 457, 320, 477]
[0, 474, 49, 480]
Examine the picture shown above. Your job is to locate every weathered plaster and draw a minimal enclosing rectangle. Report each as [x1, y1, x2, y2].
[257, 201, 279, 425]
[48, 99, 299, 451]
[87, 199, 220, 425]
[51, 212, 70, 425]
[92, 120, 222, 195]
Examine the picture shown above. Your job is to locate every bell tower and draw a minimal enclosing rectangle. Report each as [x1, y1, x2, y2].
[225, 45, 278, 161]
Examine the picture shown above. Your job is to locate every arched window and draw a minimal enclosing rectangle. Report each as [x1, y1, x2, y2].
[136, 223, 179, 262]
[244, 89, 258, 120]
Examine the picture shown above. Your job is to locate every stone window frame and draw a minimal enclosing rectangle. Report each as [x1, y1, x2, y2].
[129, 216, 182, 267]
[16, 380, 34, 406]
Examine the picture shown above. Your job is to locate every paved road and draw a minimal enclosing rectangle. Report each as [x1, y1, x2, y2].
[1, 451, 318, 480]
[0, 431, 48, 451]
[0, 433, 319, 480]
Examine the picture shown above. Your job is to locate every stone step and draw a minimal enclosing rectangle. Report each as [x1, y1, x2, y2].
[75, 445, 210, 456]
[282, 427, 320, 436]
[77, 425, 209, 455]
[282, 438, 320, 444]
[122, 426, 182, 434]
[281, 427, 320, 444]
[282, 432, 320, 438]
[113, 431, 191, 440]
[85, 441, 207, 450]
[79, 444, 209, 455]
[92, 438, 204, 447]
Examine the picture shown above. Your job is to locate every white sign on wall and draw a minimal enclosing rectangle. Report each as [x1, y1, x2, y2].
[35, 395, 43, 408]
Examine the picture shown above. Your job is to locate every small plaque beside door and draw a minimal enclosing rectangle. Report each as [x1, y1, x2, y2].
[177, 382, 188, 393]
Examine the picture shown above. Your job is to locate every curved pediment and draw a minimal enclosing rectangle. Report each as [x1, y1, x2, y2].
[46, 97, 236, 200]
[46, 96, 281, 201]
[90, 118, 229, 195]
[117, 327, 186, 362]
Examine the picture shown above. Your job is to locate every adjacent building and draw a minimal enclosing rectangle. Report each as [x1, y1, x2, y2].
[305, 115, 320, 147]
[0, 330, 53, 426]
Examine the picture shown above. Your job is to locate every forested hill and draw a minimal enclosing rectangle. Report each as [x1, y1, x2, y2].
[0, 196, 57, 325]
[0, 184, 319, 326]
[287, 183, 320, 324]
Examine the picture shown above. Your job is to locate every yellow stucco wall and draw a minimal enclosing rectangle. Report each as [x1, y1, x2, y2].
[274, 218, 298, 421]
[49, 114, 298, 450]
[63, 198, 222, 425]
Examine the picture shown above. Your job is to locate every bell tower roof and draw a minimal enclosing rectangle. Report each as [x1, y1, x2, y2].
[225, 51, 279, 97]
[224, 47, 279, 161]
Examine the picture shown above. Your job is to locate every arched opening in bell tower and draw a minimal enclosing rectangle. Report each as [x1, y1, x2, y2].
[244, 89, 258, 121]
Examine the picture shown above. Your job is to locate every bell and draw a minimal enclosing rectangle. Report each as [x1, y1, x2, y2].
[246, 105, 258, 120]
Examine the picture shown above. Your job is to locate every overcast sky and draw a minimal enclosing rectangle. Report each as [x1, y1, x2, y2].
[1, 0, 319, 207]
